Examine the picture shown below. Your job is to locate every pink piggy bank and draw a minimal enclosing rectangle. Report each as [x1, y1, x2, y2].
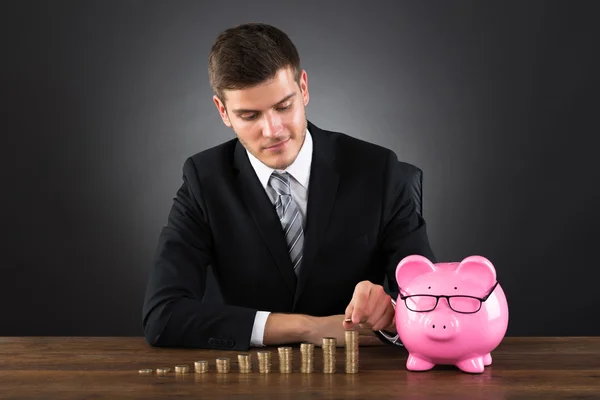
[394, 255, 508, 373]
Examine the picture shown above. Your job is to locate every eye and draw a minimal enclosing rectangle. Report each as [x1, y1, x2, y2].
[454, 287, 457, 290]
[428, 286, 431, 289]
[276, 103, 292, 112]
[240, 114, 258, 121]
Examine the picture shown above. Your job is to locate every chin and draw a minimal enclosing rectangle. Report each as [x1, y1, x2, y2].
[269, 159, 291, 170]
[259, 149, 292, 170]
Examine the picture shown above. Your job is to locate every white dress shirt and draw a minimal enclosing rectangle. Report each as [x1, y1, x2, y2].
[246, 128, 313, 346]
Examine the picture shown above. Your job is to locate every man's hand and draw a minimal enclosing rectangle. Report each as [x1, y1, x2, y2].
[263, 313, 380, 347]
[304, 315, 380, 347]
[343, 280, 396, 332]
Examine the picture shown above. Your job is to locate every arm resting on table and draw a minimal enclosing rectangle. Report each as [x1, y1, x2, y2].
[377, 151, 437, 346]
[142, 158, 258, 351]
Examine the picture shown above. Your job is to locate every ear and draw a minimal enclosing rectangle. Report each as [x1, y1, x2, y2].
[298, 69, 309, 106]
[455, 256, 496, 290]
[395, 255, 436, 290]
[213, 95, 232, 127]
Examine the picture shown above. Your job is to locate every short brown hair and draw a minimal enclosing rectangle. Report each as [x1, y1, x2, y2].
[208, 23, 301, 104]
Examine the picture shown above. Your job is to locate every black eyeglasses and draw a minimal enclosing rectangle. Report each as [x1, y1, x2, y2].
[398, 281, 499, 314]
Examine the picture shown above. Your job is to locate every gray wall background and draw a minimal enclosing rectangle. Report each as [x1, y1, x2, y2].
[2, 0, 599, 337]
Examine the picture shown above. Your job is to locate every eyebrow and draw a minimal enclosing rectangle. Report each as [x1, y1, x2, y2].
[231, 93, 296, 114]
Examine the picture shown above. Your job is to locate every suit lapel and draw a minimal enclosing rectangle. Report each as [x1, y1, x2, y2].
[233, 142, 297, 296]
[293, 121, 340, 308]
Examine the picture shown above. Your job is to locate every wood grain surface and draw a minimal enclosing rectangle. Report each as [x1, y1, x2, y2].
[1, 337, 599, 399]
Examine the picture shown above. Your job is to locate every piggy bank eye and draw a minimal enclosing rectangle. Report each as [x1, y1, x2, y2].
[454, 287, 457, 290]
[428, 286, 431, 289]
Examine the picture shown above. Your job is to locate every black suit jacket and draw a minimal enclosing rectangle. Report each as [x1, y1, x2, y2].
[142, 120, 436, 351]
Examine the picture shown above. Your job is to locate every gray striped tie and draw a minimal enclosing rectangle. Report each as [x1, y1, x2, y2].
[269, 171, 304, 276]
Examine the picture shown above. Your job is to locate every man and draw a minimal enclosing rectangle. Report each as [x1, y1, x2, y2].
[142, 23, 436, 351]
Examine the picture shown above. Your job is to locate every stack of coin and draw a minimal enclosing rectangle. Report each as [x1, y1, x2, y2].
[300, 343, 315, 373]
[257, 351, 272, 373]
[216, 357, 230, 373]
[175, 364, 190, 374]
[138, 368, 153, 375]
[156, 367, 170, 375]
[194, 360, 209, 373]
[322, 337, 337, 373]
[238, 353, 252, 373]
[345, 329, 359, 373]
[278, 347, 293, 373]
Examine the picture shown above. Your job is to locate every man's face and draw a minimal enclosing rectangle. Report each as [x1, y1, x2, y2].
[213, 67, 310, 170]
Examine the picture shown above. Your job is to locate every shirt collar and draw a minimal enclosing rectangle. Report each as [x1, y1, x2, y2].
[247, 128, 312, 190]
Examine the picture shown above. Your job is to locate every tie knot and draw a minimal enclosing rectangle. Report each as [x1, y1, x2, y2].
[269, 171, 291, 196]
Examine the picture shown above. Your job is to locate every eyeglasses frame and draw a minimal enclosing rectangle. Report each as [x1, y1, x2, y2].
[397, 281, 499, 314]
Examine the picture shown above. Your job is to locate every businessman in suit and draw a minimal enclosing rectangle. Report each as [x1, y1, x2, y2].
[142, 23, 436, 351]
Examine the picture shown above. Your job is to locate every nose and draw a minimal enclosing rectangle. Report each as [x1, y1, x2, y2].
[423, 313, 459, 341]
[262, 114, 283, 138]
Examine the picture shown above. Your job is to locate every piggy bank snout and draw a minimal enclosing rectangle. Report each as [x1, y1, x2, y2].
[423, 313, 460, 341]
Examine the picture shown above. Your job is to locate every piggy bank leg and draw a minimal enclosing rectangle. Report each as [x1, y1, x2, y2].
[456, 357, 485, 373]
[406, 354, 435, 371]
[483, 353, 492, 366]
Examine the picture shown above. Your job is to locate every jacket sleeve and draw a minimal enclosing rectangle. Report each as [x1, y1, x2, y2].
[142, 157, 258, 351]
[375, 151, 437, 346]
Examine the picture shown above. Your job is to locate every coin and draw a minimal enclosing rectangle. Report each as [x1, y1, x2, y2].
[175, 365, 190, 374]
[238, 353, 252, 373]
[257, 350, 272, 373]
[138, 368, 153, 374]
[216, 357, 230, 373]
[345, 329, 359, 373]
[300, 342, 314, 373]
[156, 367, 170, 375]
[194, 360, 209, 373]
[278, 346, 293, 373]
[322, 337, 337, 374]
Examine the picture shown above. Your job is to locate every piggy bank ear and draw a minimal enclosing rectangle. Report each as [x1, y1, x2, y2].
[395, 255, 436, 291]
[455, 256, 497, 290]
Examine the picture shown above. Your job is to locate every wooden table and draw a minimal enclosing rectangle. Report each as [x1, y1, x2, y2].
[1, 337, 599, 399]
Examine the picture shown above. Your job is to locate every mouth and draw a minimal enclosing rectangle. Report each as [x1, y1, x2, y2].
[264, 138, 290, 150]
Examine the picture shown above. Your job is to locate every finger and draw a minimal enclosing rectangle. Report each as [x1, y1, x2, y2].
[371, 311, 394, 332]
[344, 298, 356, 329]
[364, 287, 386, 326]
[344, 301, 354, 321]
[342, 315, 355, 330]
[371, 301, 396, 331]
[351, 284, 372, 324]
[366, 290, 390, 327]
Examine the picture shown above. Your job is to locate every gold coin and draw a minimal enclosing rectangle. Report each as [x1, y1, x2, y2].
[238, 354, 252, 373]
[216, 358, 230, 373]
[300, 343, 315, 373]
[345, 330, 359, 373]
[322, 338, 337, 373]
[257, 354, 272, 373]
[194, 360, 209, 373]
[156, 367, 170, 375]
[175, 365, 189, 373]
